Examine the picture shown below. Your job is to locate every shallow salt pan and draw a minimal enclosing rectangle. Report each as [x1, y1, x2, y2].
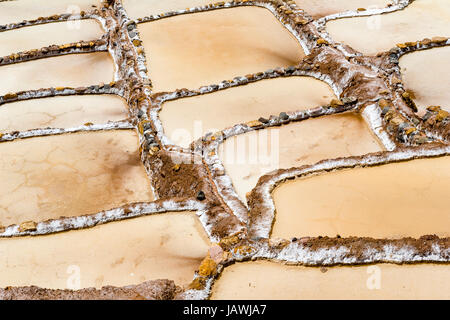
[272, 157, 450, 239]
[399, 47, 450, 115]
[0, 52, 114, 95]
[0, 0, 100, 26]
[138, 7, 304, 92]
[0, 212, 210, 289]
[0, 19, 103, 57]
[219, 114, 382, 201]
[326, 0, 450, 55]
[211, 261, 450, 299]
[295, 0, 389, 18]
[0, 130, 153, 227]
[0, 95, 128, 133]
[161, 77, 335, 148]
[123, 0, 215, 19]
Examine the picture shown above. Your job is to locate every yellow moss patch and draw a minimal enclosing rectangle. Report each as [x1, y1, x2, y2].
[198, 256, 217, 277]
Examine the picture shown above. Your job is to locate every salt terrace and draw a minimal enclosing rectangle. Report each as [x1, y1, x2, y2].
[0, 0, 448, 300]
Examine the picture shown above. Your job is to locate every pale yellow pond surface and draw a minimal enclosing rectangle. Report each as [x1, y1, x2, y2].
[0, 212, 210, 289]
[0, 52, 114, 95]
[272, 157, 450, 239]
[0, 19, 103, 57]
[138, 7, 304, 92]
[0, 130, 153, 227]
[123, 0, 215, 19]
[211, 261, 450, 299]
[327, 0, 450, 55]
[295, 0, 389, 18]
[219, 114, 382, 201]
[161, 77, 335, 148]
[0, 0, 100, 26]
[400, 46, 450, 115]
[0, 95, 128, 133]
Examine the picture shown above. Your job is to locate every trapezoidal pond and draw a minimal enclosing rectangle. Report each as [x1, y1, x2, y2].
[138, 6, 304, 92]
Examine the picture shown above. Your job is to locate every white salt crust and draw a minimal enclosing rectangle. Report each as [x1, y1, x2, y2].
[0, 198, 205, 238]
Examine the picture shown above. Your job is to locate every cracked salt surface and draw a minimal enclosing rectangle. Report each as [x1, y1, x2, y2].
[0, 0, 448, 300]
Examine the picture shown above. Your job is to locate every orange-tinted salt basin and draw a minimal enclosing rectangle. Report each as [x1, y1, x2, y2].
[0, 52, 114, 96]
[400, 46, 450, 115]
[0, 212, 210, 289]
[211, 261, 450, 299]
[272, 156, 450, 239]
